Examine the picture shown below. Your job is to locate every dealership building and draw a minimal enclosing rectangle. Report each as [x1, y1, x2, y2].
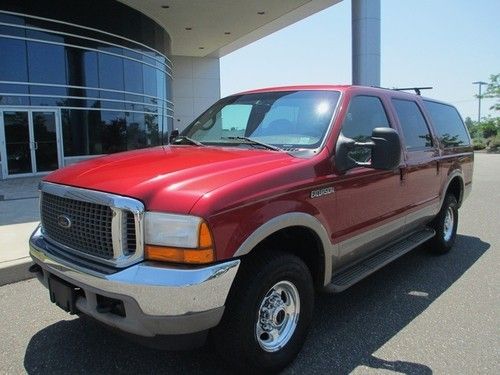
[0, 0, 380, 179]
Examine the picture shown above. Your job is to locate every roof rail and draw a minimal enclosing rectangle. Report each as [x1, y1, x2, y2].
[393, 87, 433, 96]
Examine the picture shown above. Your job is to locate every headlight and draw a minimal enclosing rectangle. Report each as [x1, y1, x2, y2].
[144, 212, 215, 264]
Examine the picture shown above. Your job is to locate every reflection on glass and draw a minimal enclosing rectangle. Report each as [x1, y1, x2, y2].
[0, 38, 28, 81]
[99, 53, 124, 90]
[3, 111, 32, 175]
[33, 112, 58, 172]
[27, 41, 67, 84]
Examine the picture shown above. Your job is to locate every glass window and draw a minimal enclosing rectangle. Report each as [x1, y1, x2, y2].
[423, 101, 471, 147]
[66, 48, 99, 88]
[392, 99, 432, 149]
[98, 53, 124, 90]
[143, 65, 157, 97]
[62, 109, 162, 157]
[183, 90, 340, 149]
[342, 96, 390, 141]
[27, 41, 67, 84]
[82, 52, 99, 88]
[145, 113, 160, 146]
[0, 38, 28, 82]
[340, 96, 390, 162]
[124, 60, 144, 94]
[125, 112, 147, 149]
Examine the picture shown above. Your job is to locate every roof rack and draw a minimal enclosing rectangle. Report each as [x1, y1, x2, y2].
[393, 87, 433, 96]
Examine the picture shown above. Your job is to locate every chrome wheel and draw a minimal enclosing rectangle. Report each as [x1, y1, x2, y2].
[443, 206, 454, 242]
[255, 280, 300, 353]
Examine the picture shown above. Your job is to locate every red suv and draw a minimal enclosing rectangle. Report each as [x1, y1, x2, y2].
[30, 85, 473, 372]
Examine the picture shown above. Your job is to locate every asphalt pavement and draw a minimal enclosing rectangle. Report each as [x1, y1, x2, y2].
[0, 153, 498, 374]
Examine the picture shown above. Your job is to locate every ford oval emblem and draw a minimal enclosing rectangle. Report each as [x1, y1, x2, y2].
[57, 215, 72, 229]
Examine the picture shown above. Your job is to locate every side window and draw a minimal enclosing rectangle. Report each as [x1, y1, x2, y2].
[392, 99, 433, 149]
[423, 100, 471, 147]
[341, 95, 390, 162]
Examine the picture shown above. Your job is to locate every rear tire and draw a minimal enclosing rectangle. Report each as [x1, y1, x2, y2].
[213, 251, 314, 373]
[429, 194, 458, 254]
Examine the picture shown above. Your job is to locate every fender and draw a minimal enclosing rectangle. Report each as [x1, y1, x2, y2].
[233, 212, 336, 286]
[440, 169, 465, 208]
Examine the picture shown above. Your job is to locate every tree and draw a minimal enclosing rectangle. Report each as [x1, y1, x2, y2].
[481, 74, 500, 111]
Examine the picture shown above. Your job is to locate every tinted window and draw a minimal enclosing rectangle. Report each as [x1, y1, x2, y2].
[98, 53, 124, 90]
[0, 38, 28, 81]
[341, 96, 390, 162]
[423, 101, 470, 147]
[392, 99, 432, 149]
[27, 41, 67, 84]
[124, 60, 144, 94]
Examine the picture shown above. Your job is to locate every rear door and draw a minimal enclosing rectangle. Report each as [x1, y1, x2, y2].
[391, 98, 441, 231]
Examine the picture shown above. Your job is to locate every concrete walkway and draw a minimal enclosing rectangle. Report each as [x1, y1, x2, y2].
[0, 177, 41, 285]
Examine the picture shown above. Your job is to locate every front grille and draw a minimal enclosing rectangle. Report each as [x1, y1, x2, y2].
[125, 212, 136, 255]
[41, 192, 115, 259]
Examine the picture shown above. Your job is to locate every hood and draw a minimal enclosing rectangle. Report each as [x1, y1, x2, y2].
[45, 146, 295, 213]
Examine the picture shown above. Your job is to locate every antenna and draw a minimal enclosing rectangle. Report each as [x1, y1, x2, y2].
[393, 87, 433, 96]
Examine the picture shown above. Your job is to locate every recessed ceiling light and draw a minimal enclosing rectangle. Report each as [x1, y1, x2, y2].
[185, 27, 192, 30]
[199, 47, 204, 50]
[257, 11, 265, 15]
[161, 5, 169, 9]
[224, 31, 231, 35]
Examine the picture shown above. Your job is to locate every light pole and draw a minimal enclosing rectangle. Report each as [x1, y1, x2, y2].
[473, 81, 488, 123]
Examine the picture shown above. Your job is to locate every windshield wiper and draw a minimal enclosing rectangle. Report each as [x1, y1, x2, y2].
[172, 136, 204, 146]
[224, 136, 282, 151]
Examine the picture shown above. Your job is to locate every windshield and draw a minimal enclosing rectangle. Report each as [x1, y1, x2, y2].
[181, 90, 340, 150]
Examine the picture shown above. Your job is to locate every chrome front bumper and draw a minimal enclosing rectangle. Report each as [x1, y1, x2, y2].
[30, 226, 240, 338]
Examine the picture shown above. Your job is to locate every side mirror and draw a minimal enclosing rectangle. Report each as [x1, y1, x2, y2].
[335, 127, 401, 172]
[370, 127, 401, 170]
[169, 129, 179, 144]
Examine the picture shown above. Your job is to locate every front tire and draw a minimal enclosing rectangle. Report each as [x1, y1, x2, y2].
[213, 251, 314, 373]
[429, 194, 458, 254]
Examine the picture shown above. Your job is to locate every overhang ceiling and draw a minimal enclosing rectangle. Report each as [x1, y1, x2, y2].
[118, 0, 342, 57]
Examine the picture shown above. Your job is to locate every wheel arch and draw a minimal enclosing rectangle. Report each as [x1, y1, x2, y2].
[233, 213, 334, 287]
[442, 170, 465, 208]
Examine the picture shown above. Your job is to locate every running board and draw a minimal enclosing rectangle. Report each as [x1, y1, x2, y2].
[326, 228, 436, 293]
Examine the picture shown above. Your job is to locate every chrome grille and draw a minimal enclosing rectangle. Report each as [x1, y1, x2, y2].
[39, 182, 145, 267]
[41, 192, 115, 259]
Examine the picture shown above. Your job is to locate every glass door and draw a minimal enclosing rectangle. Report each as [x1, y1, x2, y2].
[32, 111, 59, 172]
[0, 109, 62, 177]
[2, 111, 32, 176]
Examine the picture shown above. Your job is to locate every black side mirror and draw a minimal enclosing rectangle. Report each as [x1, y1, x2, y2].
[169, 129, 179, 144]
[335, 127, 401, 172]
[370, 127, 401, 170]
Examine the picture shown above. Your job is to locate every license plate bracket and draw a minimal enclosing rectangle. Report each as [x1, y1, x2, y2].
[48, 276, 79, 314]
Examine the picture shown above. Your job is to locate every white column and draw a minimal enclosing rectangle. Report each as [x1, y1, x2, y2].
[171, 56, 221, 131]
[352, 0, 381, 86]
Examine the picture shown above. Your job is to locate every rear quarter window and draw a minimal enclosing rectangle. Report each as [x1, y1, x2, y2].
[423, 100, 471, 147]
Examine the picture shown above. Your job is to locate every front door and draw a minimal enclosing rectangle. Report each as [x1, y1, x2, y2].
[0, 109, 62, 177]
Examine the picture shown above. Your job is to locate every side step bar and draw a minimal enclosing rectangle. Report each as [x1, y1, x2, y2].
[326, 227, 436, 293]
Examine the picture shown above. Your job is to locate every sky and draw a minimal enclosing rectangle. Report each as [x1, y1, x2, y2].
[220, 0, 499, 121]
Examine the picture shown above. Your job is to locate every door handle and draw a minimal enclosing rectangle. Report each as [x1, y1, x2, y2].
[34, 141, 38, 150]
[399, 166, 408, 185]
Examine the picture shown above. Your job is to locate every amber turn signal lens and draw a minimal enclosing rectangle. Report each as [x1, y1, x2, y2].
[145, 245, 215, 264]
[198, 221, 213, 248]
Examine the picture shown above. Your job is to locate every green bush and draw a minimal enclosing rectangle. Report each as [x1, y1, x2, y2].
[473, 138, 486, 150]
[488, 134, 500, 151]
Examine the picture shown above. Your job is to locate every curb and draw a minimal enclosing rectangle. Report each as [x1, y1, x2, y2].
[0, 257, 35, 286]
